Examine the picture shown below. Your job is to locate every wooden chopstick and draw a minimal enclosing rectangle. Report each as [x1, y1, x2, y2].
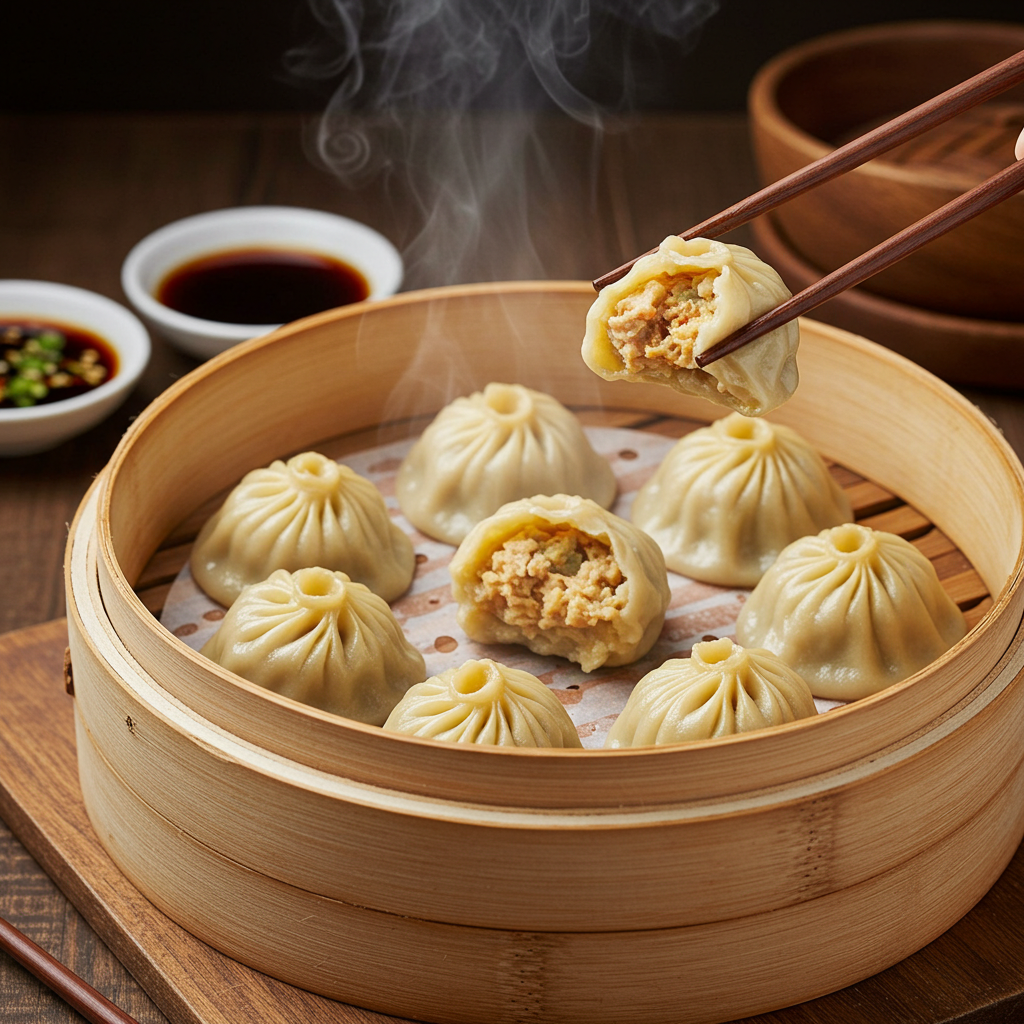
[696, 155, 1024, 366]
[0, 914, 141, 1024]
[592, 47, 1024, 288]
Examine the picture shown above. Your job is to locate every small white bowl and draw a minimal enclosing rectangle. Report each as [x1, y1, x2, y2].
[0, 281, 151, 457]
[121, 206, 403, 360]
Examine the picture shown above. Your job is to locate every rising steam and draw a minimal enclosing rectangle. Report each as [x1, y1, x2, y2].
[287, 0, 719, 289]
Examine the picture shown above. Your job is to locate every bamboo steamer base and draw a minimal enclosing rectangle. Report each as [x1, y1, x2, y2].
[65, 285, 1024, 1024]
[7, 623, 1024, 1024]
[72, 705, 1024, 1024]
[64, 466, 1024, 1024]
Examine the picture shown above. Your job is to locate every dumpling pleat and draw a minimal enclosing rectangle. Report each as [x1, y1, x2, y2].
[200, 568, 426, 724]
[631, 414, 852, 586]
[606, 640, 816, 748]
[191, 453, 414, 605]
[736, 524, 967, 699]
[396, 384, 617, 545]
[383, 659, 582, 748]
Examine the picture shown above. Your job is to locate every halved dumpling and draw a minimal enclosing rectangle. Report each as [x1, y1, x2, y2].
[583, 236, 799, 416]
[450, 494, 670, 672]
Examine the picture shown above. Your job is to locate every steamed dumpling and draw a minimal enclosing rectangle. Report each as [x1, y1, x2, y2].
[191, 451, 415, 606]
[605, 637, 816, 747]
[395, 382, 617, 544]
[383, 659, 582, 748]
[582, 236, 799, 416]
[631, 413, 853, 586]
[200, 567, 426, 724]
[449, 494, 670, 672]
[736, 523, 969, 700]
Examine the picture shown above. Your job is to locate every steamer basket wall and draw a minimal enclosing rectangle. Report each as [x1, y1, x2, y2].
[66, 283, 1024, 1024]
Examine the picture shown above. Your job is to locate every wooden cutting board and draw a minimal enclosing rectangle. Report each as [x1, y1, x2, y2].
[2, 617, 1024, 1024]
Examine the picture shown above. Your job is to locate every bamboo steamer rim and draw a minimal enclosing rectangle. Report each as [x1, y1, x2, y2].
[748, 19, 1024, 195]
[89, 282, 1024, 807]
[71, 474, 1024, 828]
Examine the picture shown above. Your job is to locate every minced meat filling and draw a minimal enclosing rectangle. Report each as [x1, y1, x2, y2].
[477, 527, 627, 633]
[606, 272, 718, 375]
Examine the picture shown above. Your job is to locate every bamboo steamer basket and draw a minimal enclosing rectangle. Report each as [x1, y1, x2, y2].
[65, 282, 1024, 1024]
[748, 21, 1024, 321]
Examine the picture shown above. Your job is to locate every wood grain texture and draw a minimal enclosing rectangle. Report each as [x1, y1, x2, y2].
[65, 477, 1006, 937]
[3, 620, 1024, 1024]
[63, 451, 1024, 1022]
[69, 711, 1024, 1024]
[0, 620, 404, 1024]
[0, 914, 144, 1024]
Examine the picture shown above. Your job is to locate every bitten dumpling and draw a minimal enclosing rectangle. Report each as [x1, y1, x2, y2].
[200, 567, 426, 724]
[190, 451, 415, 606]
[631, 413, 853, 586]
[736, 523, 969, 700]
[450, 494, 671, 672]
[383, 659, 583, 748]
[605, 637, 816, 747]
[396, 382, 617, 544]
[582, 236, 798, 416]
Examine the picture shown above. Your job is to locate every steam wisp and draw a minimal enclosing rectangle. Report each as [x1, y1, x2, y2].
[288, 0, 719, 289]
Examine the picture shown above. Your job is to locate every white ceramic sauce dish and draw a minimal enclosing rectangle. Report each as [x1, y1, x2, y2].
[121, 206, 404, 360]
[0, 280, 151, 457]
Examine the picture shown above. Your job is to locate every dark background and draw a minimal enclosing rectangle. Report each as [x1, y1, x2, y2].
[4, 0, 1024, 114]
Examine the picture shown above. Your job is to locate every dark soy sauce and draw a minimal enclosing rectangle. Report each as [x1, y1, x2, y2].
[157, 247, 371, 325]
[0, 320, 118, 409]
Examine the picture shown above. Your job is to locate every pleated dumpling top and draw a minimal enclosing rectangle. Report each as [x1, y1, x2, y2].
[396, 382, 616, 545]
[736, 523, 969, 700]
[383, 659, 582, 748]
[201, 567, 426, 725]
[605, 637, 816, 748]
[190, 451, 415, 606]
[631, 412, 852, 586]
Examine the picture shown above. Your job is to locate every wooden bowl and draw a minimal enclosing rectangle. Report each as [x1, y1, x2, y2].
[748, 20, 1024, 321]
[750, 213, 1024, 390]
[64, 283, 1024, 1024]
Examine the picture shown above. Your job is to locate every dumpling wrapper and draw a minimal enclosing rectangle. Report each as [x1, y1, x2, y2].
[582, 236, 799, 416]
[605, 637, 816, 747]
[396, 382, 617, 545]
[736, 523, 969, 700]
[191, 451, 415, 607]
[383, 658, 582, 748]
[450, 493, 671, 672]
[631, 412, 853, 586]
[201, 566, 426, 725]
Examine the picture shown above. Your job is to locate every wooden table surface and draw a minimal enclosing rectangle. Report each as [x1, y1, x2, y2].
[1, 111, 1023, 1024]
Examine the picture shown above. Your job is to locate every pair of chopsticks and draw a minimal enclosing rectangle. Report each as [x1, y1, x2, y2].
[0, 913, 141, 1024]
[593, 49, 1024, 367]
